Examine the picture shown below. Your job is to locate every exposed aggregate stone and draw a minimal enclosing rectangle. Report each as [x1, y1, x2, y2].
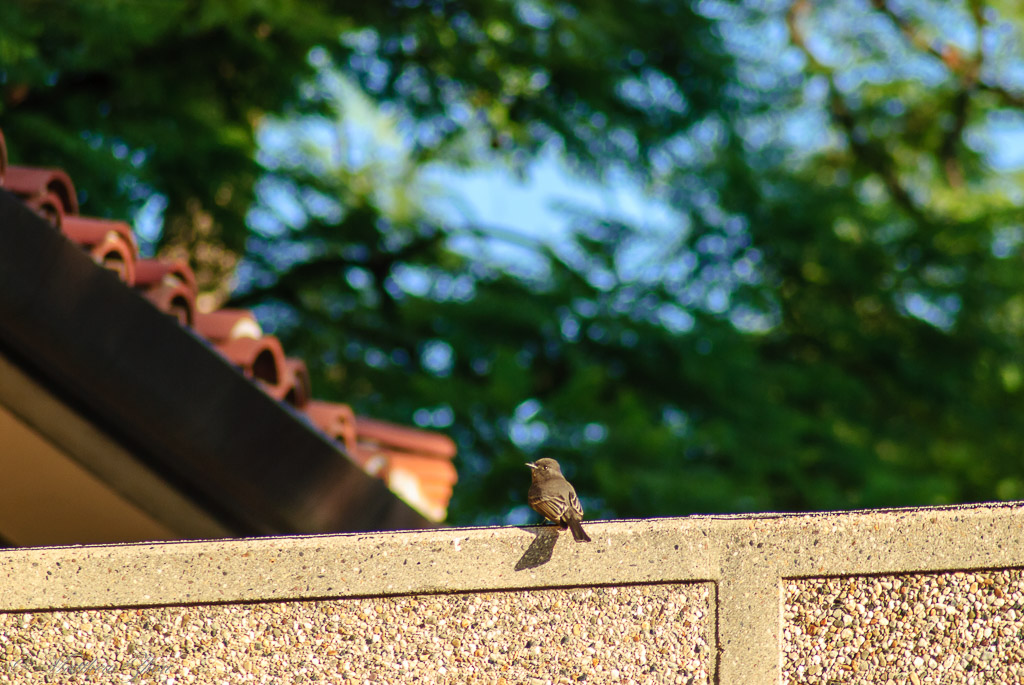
[783, 569, 1024, 684]
[0, 583, 710, 684]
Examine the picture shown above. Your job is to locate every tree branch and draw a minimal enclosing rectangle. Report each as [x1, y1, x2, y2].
[786, 1, 926, 221]
[870, 0, 988, 187]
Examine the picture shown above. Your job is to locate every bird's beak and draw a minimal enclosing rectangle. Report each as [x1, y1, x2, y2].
[525, 462, 537, 469]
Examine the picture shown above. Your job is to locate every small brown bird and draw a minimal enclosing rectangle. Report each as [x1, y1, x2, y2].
[526, 458, 592, 542]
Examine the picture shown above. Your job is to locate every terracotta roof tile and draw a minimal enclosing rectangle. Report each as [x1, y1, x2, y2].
[383, 453, 459, 485]
[216, 335, 287, 395]
[354, 415, 458, 459]
[194, 308, 263, 342]
[63, 215, 139, 254]
[62, 216, 138, 285]
[134, 258, 198, 296]
[299, 402, 459, 521]
[6, 165, 78, 215]
[305, 400, 358, 454]
[130, 258, 199, 326]
[283, 358, 313, 408]
[142, 279, 196, 326]
[0, 125, 458, 523]
[352, 416, 458, 520]
[22, 191, 66, 229]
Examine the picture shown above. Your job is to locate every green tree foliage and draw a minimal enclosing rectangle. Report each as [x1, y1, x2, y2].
[1, 0, 349, 286]
[5, 0, 1024, 524]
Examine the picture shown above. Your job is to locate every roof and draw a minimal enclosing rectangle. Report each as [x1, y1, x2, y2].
[0, 126, 458, 545]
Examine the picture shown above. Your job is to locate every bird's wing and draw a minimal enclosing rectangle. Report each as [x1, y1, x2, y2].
[528, 492, 569, 523]
[567, 487, 584, 518]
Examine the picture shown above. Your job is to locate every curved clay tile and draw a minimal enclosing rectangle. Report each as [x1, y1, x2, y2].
[386, 468, 447, 522]
[135, 258, 198, 296]
[62, 216, 139, 285]
[419, 479, 457, 501]
[142, 280, 196, 327]
[216, 335, 287, 397]
[369, 451, 458, 515]
[194, 308, 262, 343]
[62, 216, 138, 253]
[23, 191, 65, 229]
[5, 165, 78, 215]
[354, 416, 457, 459]
[304, 400, 359, 456]
[88, 232, 136, 285]
[382, 453, 458, 485]
[382, 453, 458, 516]
[283, 358, 312, 408]
[351, 418, 459, 522]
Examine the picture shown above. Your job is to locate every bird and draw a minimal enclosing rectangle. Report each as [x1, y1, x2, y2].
[526, 458, 592, 542]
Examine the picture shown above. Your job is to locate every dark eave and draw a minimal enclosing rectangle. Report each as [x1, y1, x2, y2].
[0, 188, 431, 537]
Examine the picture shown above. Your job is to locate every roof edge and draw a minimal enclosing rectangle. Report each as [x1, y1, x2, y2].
[0, 188, 432, 536]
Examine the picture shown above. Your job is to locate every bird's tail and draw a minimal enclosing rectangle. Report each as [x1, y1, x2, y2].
[567, 517, 592, 543]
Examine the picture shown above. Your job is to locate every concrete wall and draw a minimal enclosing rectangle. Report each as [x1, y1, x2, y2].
[1, 501, 1023, 683]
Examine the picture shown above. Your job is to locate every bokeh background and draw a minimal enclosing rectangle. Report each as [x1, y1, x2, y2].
[4, 0, 1024, 526]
